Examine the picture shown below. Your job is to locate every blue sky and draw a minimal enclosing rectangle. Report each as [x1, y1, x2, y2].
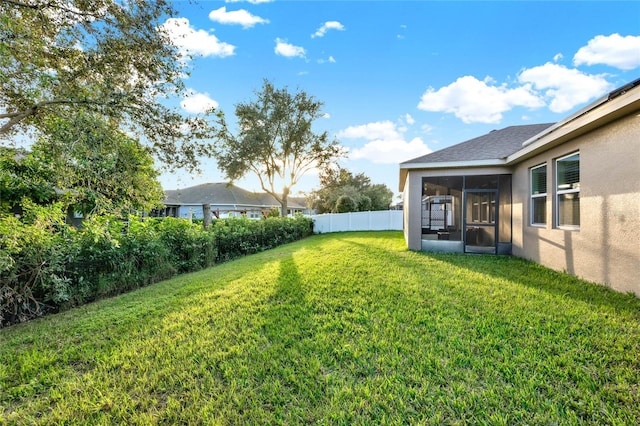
[159, 0, 640, 199]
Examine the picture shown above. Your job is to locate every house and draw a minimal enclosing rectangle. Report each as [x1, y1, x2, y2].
[399, 78, 640, 296]
[152, 182, 312, 219]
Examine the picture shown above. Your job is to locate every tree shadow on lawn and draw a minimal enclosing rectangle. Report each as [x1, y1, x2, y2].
[245, 255, 328, 421]
[262, 256, 316, 348]
[343, 237, 640, 316]
[428, 252, 640, 316]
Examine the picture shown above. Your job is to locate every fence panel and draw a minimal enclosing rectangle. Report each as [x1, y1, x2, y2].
[310, 210, 403, 233]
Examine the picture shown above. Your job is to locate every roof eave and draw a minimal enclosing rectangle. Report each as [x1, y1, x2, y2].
[399, 159, 506, 191]
[507, 83, 640, 164]
[400, 158, 506, 170]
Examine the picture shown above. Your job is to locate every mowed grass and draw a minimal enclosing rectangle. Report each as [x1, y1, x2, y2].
[1, 232, 639, 425]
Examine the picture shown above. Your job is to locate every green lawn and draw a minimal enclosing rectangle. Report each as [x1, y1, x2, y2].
[1, 231, 639, 425]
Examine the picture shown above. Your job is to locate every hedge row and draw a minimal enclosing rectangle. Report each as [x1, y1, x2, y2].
[0, 206, 313, 327]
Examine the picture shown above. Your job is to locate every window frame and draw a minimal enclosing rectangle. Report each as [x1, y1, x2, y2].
[555, 152, 580, 229]
[530, 163, 547, 227]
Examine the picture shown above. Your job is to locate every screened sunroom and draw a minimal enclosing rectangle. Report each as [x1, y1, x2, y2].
[420, 174, 512, 255]
[400, 124, 555, 255]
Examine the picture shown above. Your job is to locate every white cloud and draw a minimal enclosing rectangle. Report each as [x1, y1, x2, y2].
[181, 90, 219, 114]
[338, 121, 401, 141]
[208, 6, 269, 29]
[397, 24, 407, 40]
[573, 34, 640, 70]
[338, 121, 432, 164]
[160, 17, 235, 58]
[417, 76, 544, 124]
[312, 21, 345, 38]
[318, 55, 336, 64]
[553, 53, 563, 62]
[405, 113, 415, 125]
[518, 63, 613, 113]
[322, 113, 331, 119]
[275, 38, 306, 58]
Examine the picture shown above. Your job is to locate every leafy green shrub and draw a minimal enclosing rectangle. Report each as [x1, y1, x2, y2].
[266, 207, 280, 218]
[212, 215, 313, 262]
[156, 217, 217, 273]
[0, 203, 72, 326]
[108, 218, 174, 293]
[68, 215, 124, 299]
[213, 217, 257, 261]
[1, 211, 313, 327]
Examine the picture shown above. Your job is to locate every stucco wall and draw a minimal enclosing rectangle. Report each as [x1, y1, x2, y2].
[512, 112, 640, 295]
[403, 171, 422, 250]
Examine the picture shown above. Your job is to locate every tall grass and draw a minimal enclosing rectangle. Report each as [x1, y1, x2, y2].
[1, 231, 638, 424]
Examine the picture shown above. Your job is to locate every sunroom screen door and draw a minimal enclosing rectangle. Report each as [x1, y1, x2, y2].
[464, 190, 498, 254]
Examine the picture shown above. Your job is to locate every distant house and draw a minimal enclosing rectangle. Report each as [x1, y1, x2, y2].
[152, 182, 312, 219]
[399, 78, 640, 296]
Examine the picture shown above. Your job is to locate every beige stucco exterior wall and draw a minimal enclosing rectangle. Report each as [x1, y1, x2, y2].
[512, 112, 640, 295]
[403, 171, 422, 250]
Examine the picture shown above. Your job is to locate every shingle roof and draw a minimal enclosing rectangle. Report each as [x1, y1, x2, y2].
[402, 123, 555, 165]
[163, 182, 306, 209]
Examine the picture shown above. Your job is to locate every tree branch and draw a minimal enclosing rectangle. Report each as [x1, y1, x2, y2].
[0, 97, 126, 134]
[2, 0, 105, 20]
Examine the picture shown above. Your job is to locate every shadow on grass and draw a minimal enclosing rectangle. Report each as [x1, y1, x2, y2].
[343, 236, 640, 316]
[428, 252, 640, 315]
[249, 255, 326, 420]
[262, 256, 316, 345]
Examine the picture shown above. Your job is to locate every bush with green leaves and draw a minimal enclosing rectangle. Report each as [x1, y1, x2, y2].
[156, 217, 217, 273]
[1, 209, 313, 327]
[0, 202, 72, 325]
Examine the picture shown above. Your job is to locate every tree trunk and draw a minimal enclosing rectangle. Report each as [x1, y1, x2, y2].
[280, 187, 289, 217]
[202, 203, 212, 229]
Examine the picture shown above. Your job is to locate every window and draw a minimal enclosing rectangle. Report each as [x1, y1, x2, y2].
[556, 152, 580, 228]
[530, 164, 547, 225]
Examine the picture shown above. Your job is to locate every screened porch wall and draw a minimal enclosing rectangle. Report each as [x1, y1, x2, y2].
[421, 174, 512, 254]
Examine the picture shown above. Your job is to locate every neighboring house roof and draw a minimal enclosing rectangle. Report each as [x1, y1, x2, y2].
[288, 196, 308, 209]
[401, 123, 554, 165]
[163, 182, 307, 209]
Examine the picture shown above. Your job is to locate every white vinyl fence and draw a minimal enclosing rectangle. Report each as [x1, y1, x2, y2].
[310, 210, 403, 233]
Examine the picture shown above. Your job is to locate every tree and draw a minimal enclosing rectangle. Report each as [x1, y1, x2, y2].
[0, 147, 57, 214]
[1, 113, 164, 216]
[213, 80, 344, 216]
[36, 113, 164, 215]
[308, 166, 393, 213]
[366, 183, 394, 211]
[0, 0, 215, 169]
[335, 195, 357, 213]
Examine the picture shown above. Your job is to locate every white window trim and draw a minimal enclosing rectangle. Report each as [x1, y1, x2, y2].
[555, 152, 580, 230]
[530, 163, 547, 227]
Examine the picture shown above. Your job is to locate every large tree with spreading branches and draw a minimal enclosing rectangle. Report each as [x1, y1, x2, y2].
[0, 0, 215, 169]
[213, 80, 344, 216]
